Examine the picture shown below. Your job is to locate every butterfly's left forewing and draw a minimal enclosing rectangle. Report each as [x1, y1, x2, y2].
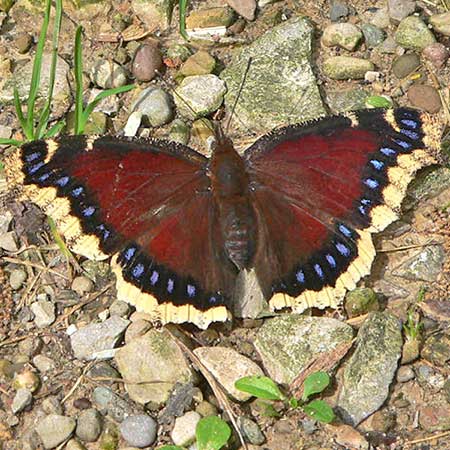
[245, 108, 440, 313]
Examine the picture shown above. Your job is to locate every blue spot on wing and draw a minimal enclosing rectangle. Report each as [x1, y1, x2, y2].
[400, 129, 419, 140]
[339, 224, 352, 238]
[314, 263, 324, 279]
[71, 186, 84, 197]
[326, 254, 336, 268]
[296, 270, 305, 283]
[336, 242, 351, 257]
[82, 206, 95, 217]
[393, 138, 411, 149]
[364, 178, 379, 189]
[167, 278, 174, 293]
[370, 159, 384, 170]
[187, 284, 196, 297]
[150, 270, 159, 285]
[38, 172, 50, 182]
[56, 176, 70, 187]
[123, 246, 136, 262]
[25, 152, 42, 162]
[400, 118, 418, 129]
[132, 263, 144, 278]
[28, 161, 45, 175]
[380, 147, 396, 156]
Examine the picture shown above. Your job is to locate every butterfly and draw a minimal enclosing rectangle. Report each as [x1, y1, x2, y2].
[5, 107, 440, 329]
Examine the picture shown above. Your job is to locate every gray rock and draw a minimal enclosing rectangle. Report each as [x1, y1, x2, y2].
[70, 316, 130, 361]
[169, 119, 190, 145]
[114, 329, 194, 405]
[0, 231, 19, 251]
[90, 60, 128, 89]
[238, 416, 265, 445]
[323, 56, 374, 80]
[0, 211, 13, 233]
[131, 42, 163, 82]
[193, 346, 264, 401]
[125, 319, 153, 343]
[65, 439, 86, 450]
[132, 87, 173, 126]
[330, 0, 349, 22]
[32, 355, 55, 373]
[87, 361, 120, 381]
[174, 74, 226, 119]
[393, 245, 445, 282]
[392, 53, 420, 78]
[322, 23, 362, 51]
[368, 7, 390, 29]
[336, 312, 403, 425]
[394, 16, 436, 50]
[123, 111, 142, 137]
[326, 89, 369, 114]
[226, 0, 256, 21]
[71, 276, 94, 295]
[87, 88, 120, 115]
[92, 386, 135, 422]
[407, 167, 450, 208]
[9, 269, 27, 290]
[42, 397, 63, 415]
[388, 0, 416, 22]
[19, 337, 42, 357]
[171, 411, 201, 446]
[221, 16, 325, 135]
[254, 315, 354, 384]
[109, 300, 131, 318]
[35, 414, 76, 449]
[429, 11, 450, 36]
[119, 414, 157, 448]
[131, 0, 175, 30]
[30, 300, 56, 328]
[12, 388, 32, 413]
[422, 42, 450, 68]
[75, 409, 102, 442]
[407, 84, 442, 113]
[397, 366, 415, 382]
[360, 23, 385, 48]
[344, 288, 379, 318]
[379, 35, 399, 53]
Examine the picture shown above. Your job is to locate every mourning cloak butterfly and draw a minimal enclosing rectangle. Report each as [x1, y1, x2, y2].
[5, 108, 441, 328]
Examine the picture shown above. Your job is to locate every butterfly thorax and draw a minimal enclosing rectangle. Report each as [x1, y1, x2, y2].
[209, 137, 257, 271]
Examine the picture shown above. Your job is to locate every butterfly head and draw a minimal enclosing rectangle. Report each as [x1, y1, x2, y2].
[211, 122, 235, 156]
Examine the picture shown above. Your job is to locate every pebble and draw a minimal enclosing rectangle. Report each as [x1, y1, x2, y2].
[32, 355, 55, 373]
[42, 396, 63, 415]
[119, 415, 157, 448]
[90, 59, 128, 89]
[327, 88, 369, 114]
[65, 439, 86, 450]
[379, 35, 398, 53]
[430, 11, 450, 36]
[75, 408, 102, 442]
[0, 211, 12, 233]
[123, 111, 142, 137]
[169, 119, 190, 145]
[165, 44, 192, 67]
[35, 414, 76, 449]
[226, 0, 256, 21]
[195, 400, 218, 417]
[70, 315, 130, 361]
[238, 417, 265, 445]
[330, 0, 349, 22]
[132, 42, 163, 82]
[419, 401, 450, 432]
[344, 288, 379, 318]
[395, 16, 436, 50]
[392, 53, 420, 78]
[421, 333, 450, 367]
[18, 337, 42, 357]
[401, 336, 420, 364]
[0, 231, 19, 251]
[87, 88, 120, 115]
[180, 51, 216, 77]
[124, 319, 153, 343]
[92, 386, 135, 422]
[12, 388, 32, 414]
[109, 300, 131, 318]
[360, 23, 385, 48]
[323, 56, 374, 80]
[186, 7, 236, 29]
[171, 411, 201, 446]
[9, 269, 27, 290]
[73, 398, 92, 410]
[132, 87, 173, 126]
[174, 75, 226, 119]
[71, 276, 94, 296]
[30, 300, 55, 328]
[13, 370, 40, 392]
[422, 42, 449, 68]
[192, 119, 215, 145]
[397, 366, 415, 383]
[322, 22, 362, 51]
[369, 7, 390, 29]
[388, 0, 415, 22]
[332, 424, 369, 450]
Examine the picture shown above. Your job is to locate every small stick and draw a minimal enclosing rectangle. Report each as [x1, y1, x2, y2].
[404, 430, 450, 446]
[1, 256, 69, 279]
[61, 360, 96, 404]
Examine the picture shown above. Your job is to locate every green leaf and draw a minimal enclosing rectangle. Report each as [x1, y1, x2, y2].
[289, 397, 299, 408]
[74, 25, 84, 135]
[303, 400, 335, 424]
[13, 85, 30, 139]
[196, 416, 231, 450]
[47, 216, 72, 259]
[302, 371, 330, 401]
[179, 0, 189, 40]
[157, 446, 185, 450]
[0, 138, 23, 146]
[235, 376, 285, 401]
[365, 95, 392, 109]
[43, 120, 66, 139]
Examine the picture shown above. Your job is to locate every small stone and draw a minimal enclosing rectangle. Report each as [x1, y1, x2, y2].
[365, 409, 396, 433]
[132, 42, 163, 82]
[186, 7, 236, 29]
[35, 414, 76, 449]
[180, 51, 216, 77]
[360, 23, 385, 48]
[42, 396, 63, 415]
[76, 408, 102, 442]
[125, 319, 153, 343]
[15, 32, 33, 54]
[369, 7, 390, 29]
[9, 269, 27, 290]
[119, 414, 157, 448]
[379, 35, 398, 53]
[131, 87, 173, 126]
[344, 288, 379, 318]
[90, 59, 127, 89]
[73, 398, 92, 410]
[327, 89, 369, 114]
[226, 0, 256, 21]
[0, 231, 19, 251]
[395, 16, 436, 51]
[30, 300, 55, 328]
[397, 366, 415, 383]
[421, 333, 450, 367]
[192, 119, 215, 145]
[330, 0, 349, 22]
[71, 276, 94, 295]
[416, 365, 446, 390]
[65, 439, 86, 450]
[12, 388, 32, 413]
[130, 0, 174, 30]
[32, 355, 55, 373]
[195, 400, 218, 417]
[174, 75, 226, 119]
[92, 386, 135, 422]
[123, 111, 142, 137]
[169, 119, 190, 145]
[13, 370, 40, 392]
[333, 424, 369, 450]
[87, 88, 120, 115]
[430, 12, 450, 36]
[18, 337, 42, 358]
[395, 244, 445, 280]
[171, 411, 201, 446]
[401, 336, 420, 364]
[388, 0, 416, 22]
[165, 44, 192, 67]
[392, 53, 420, 78]
[323, 56, 374, 80]
[109, 300, 131, 318]
[238, 417, 265, 445]
[70, 316, 130, 361]
[322, 23, 362, 51]
[419, 401, 450, 432]
[422, 42, 449, 68]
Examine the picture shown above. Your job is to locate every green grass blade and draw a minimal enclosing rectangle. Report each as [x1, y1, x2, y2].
[47, 216, 72, 259]
[36, 0, 63, 139]
[179, 0, 189, 40]
[13, 85, 30, 138]
[43, 120, 66, 139]
[78, 84, 135, 134]
[74, 25, 84, 135]
[0, 138, 24, 147]
[26, 0, 52, 133]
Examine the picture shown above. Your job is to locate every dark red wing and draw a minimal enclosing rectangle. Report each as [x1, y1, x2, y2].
[245, 108, 436, 309]
[18, 136, 236, 322]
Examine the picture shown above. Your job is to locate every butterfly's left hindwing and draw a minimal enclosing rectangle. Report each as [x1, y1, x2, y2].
[245, 108, 440, 313]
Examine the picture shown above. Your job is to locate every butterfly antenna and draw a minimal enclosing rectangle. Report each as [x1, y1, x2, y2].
[225, 57, 252, 134]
